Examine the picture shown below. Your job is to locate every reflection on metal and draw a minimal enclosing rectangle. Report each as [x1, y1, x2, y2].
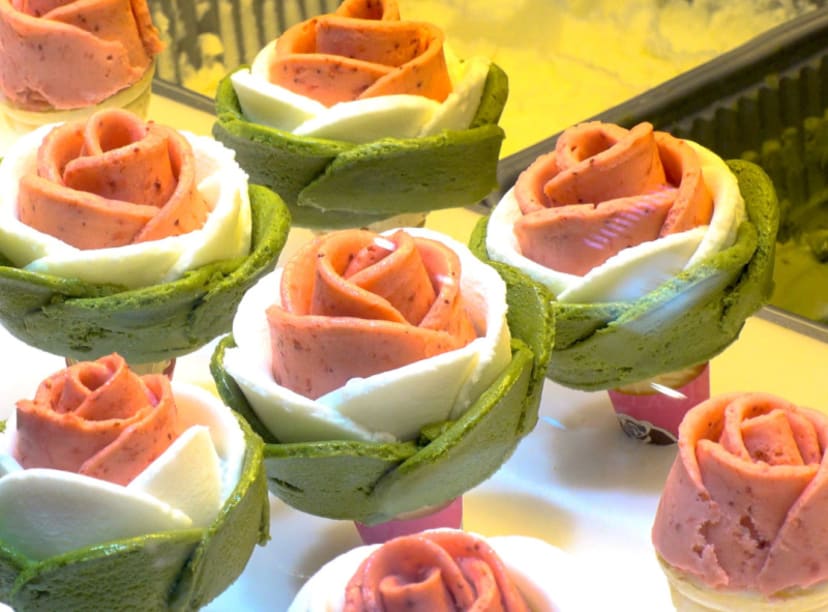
[147, 0, 339, 94]
[758, 306, 828, 343]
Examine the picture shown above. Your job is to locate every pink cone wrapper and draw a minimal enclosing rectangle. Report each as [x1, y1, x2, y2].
[608, 362, 710, 445]
[354, 497, 463, 545]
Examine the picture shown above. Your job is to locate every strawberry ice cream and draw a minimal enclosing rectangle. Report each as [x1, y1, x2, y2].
[18, 108, 209, 249]
[15, 353, 179, 486]
[653, 392, 828, 607]
[268, 229, 477, 399]
[513, 121, 713, 275]
[268, 0, 450, 107]
[0, 0, 163, 111]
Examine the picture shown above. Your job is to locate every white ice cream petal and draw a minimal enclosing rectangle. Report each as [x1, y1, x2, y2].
[0, 382, 246, 560]
[293, 96, 441, 143]
[226, 227, 511, 443]
[0, 469, 193, 561]
[128, 426, 222, 529]
[0, 126, 251, 289]
[233, 40, 489, 142]
[288, 532, 592, 612]
[170, 383, 247, 502]
[420, 55, 492, 136]
[234, 58, 327, 132]
[486, 142, 745, 303]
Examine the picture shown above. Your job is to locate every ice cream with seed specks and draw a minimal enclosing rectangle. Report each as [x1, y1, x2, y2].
[0, 0, 162, 112]
[268, 0, 450, 107]
[223, 226, 510, 443]
[212, 225, 553, 525]
[267, 229, 478, 400]
[0, 352, 269, 611]
[18, 108, 209, 250]
[510, 121, 714, 278]
[653, 392, 828, 610]
[14, 353, 180, 486]
[0, 353, 248, 561]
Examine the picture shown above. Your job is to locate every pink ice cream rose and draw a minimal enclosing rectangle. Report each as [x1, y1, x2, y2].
[652, 392, 828, 596]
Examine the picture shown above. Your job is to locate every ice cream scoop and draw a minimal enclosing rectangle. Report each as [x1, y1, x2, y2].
[211, 228, 553, 523]
[0, 111, 291, 365]
[475, 122, 779, 391]
[0, 354, 269, 610]
[212, 0, 508, 229]
[653, 392, 828, 608]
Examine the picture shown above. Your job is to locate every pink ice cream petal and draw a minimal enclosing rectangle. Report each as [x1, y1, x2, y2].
[13, 354, 179, 486]
[266, 309, 464, 399]
[17, 109, 209, 249]
[269, 1, 450, 107]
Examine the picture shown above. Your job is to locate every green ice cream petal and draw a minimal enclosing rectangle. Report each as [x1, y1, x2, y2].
[8, 531, 203, 612]
[473, 159, 779, 390]
[210, 256, 553, 523]
[0, 185, 290, 364]
[0, 416, 269, 612]
[365, 340, 534, 524]
[213, 74, 351, 209]
[0, 541, 26, 601]
[169, 416, 269, 609]
[297, 124, 505, 214]
[212, 64, 508, 227]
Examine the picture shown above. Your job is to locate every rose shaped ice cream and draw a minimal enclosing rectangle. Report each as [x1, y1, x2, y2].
[1, 108, 248, 287]
[652, 392, 828, 608]
[289, 530, 587, 612]
[223, 227, 509, 442]
[0, 108, 291, 364]
[212, 227, 553, 523]
[0, 354, 269, 611]
[474, 122, 778, 390]
[18, 107, 209, 250]
[487, 121, 740, 304]
[213, 0, 508, 229]
[14, 353, 179, 486]
[0, 0, 163, 112]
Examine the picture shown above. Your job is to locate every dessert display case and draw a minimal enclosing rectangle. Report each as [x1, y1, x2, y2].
[1, 2, 828, 611]
[491, 6, 828, 329]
